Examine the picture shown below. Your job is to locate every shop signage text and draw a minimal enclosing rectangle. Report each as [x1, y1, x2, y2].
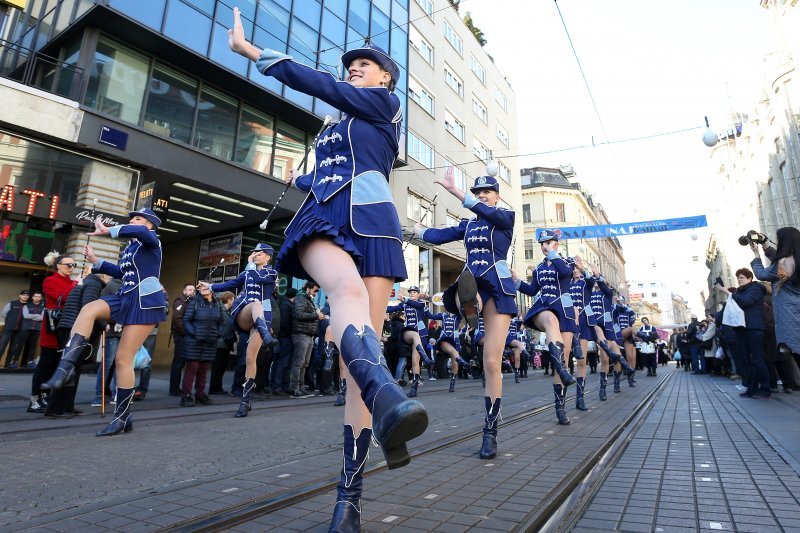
[1, 184, 122, 226]
[98, 125, 128, 150]
[0, 185, 59, 218]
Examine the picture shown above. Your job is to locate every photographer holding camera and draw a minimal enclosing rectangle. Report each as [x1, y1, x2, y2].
[750, 227, 800, 391]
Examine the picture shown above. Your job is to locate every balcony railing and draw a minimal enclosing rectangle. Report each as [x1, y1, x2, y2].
[0, 38, 84, 101]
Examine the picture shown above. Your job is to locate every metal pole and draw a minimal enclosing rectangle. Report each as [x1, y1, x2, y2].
[100, 330, 106, 418]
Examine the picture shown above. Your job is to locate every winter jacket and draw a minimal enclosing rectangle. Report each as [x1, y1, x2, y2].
[686, 320, 702, 345]
[58, 274, 107, 332]
[22, 301, 44, 331]
[731, 281, 767, 331]
[752, 256, 800, 355]
[701, 322, 717, 358]
[216, 307, 236, 350]
[40, 272, 76, 349]
[182, 295, 224, 362]
[278, 296, 294, 337]
[1, 300, 25, 331]
[171, 296, 190, 337]
[292, 292, 319, 336]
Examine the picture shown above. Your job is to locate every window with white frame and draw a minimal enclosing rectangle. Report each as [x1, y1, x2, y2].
[472, 95, 487, 123]
[446, 210, 460, 227]
[496, 124, 509, 147]
[444, 109, 466, 143]
[446, 159, 468, 192]
[494, 85, 508, 111]
[473, 137, 489, 162]
[497, 160, 510, 183]
[409, 26, 434, 66]
[415, 0, 433, 17]
[407, 191, 432, 222]
[470, 54, 486, 84]
[444, 64, 464, 98]
[443, 19, 463, 55]
[407, 131, 435, 169]
[408, 76, 434, 116]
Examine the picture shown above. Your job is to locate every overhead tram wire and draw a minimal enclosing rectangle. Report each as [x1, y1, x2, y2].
[552, 0, 630, 184]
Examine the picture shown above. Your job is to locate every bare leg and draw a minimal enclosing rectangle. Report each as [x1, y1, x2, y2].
[578, 339, 589, 380]
[403, 330, 422, 375]
[533, 311, 571, 386]
[71, 300, 112, 338]
[510, 340, 523, 370]
[115, 325, 155, 389]
[481, 298, 512, 401]
[236, 302, 263, 379]
[299, 238, 392, 433]
[440, 342, 460, 373]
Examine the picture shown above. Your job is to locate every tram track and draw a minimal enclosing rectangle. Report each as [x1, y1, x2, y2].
[154, 374, 672, 533]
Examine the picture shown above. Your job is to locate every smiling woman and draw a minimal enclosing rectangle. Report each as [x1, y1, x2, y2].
[225, 7, 427, 532]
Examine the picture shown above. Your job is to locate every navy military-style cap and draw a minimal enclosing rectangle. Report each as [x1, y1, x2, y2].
[469, 175, 500, 194]
[341, 44, 400, 91]
[252, 243, 274, 255]
[128, 208, 162, 228]
[407, 285, 421, 293]
[537, 228, 561, 243]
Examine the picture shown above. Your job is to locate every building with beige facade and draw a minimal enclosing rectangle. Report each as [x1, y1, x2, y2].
[398, 0, 523, 297]
[518, 166, 627, 296]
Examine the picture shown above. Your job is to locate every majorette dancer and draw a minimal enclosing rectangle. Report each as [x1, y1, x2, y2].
[42, 209, 167, 437]
[426, 310, 469, 392]
[199, 244, 277, 417]
[414, 167, 517, 460]
[587, 265, 635, 399]
[505, 315, 526, 383]
[568, 255, 595, 411]
[229, 13, 428, 532]
[514, 229, 577, 425]
[386, 286, 435, 397]
[616, 296, 637, 387]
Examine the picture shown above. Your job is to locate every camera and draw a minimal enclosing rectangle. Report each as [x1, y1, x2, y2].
[738, 230, 768, 246]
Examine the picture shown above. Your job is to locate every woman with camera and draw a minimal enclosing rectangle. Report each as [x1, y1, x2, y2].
[750, 227, 800, 390]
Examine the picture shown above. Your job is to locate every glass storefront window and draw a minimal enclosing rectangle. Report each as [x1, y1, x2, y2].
[236, 105, 275, 175]
[164, 0, 212, 53]
[210, 22, 249, 75]
[143, 63, 198, 144]
[84, 37, 149, 124]
[349, 0, 370, 39]
[290, 19, 319, 69]
[193, 85, 238, 160]
[255, 1, 289, 47]
[109, 0, 166, 31]
[273, 121, 306, 181]
[183, 0, 215, 16]
[321, 8, 345, 45]
[371, 5, 390, 52]
[293, 0, 321, 29]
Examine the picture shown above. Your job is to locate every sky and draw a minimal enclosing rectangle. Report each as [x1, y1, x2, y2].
[463, 0, 776, 313]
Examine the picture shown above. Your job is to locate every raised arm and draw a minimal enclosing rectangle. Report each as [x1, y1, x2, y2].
[416, 218, 468, 246]
[209, 271, 246, 293]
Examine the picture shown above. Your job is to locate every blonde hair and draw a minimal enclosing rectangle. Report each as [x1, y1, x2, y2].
[44, 251, 61, 268]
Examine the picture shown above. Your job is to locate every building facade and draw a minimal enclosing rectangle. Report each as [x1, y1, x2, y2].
[399, 0, 522, 298]
[704, 1, 799, 307]
[628, 278, 691, 327]
[519, 166, 627, 299]
[0, 0, 412, 365]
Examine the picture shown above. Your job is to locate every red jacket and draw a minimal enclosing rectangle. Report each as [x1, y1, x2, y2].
[40, 272, 76, 349]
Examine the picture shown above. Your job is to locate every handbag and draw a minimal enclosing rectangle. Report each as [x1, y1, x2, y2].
[133, 345, 152, 369]
[44, 296, 63, 333]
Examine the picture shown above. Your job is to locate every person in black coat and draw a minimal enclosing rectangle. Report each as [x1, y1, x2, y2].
[729, 268, 771, 398]
[47, 270, 108, 417]
[209, 291, 236, 395]
[180, 286, 224, 406]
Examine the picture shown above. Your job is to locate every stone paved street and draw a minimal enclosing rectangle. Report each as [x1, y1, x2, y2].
[1, 365, 799, 532]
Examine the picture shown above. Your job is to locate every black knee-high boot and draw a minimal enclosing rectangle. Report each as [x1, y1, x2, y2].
[96, 387, 134, 436]
[42, 333, 90, 390]
[599, 340, 634, 376]
[329, 425, 371, 533]
[335, 379, 347, 406]
[415, 344, 433, 366]
[479, 396, 501, 459]
[340, 325, 428, 469]
[407, 373, 420, 398]
[235, 377, 255, 417]
[548, 342, 576, 386]
[572, 336, 584, 360]
[449, 373, 456, 392]
[575, 376, 587, 410]
[253, 317, 276, 346]
[599, 372, 608, 401]
[613, 370, 622, 393]
[553, 384, 570, 425]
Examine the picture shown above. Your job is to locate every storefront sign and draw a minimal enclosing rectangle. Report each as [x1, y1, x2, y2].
[98, 125, 128, 150]
[535, 215, 708, 241]
[629, 293, 644, 300]
[137, 181, 169, 221]
[0, 184, 59, 218]
[197, 233, 242, 283]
